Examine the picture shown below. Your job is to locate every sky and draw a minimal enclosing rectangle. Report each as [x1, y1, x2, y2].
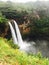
[1, 0, 49, 3]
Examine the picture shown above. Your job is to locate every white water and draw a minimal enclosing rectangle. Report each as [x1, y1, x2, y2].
[13, 20, 31, 50]
[8, 21, 49, 57]
[13, 20, 23, 45]
[8, 22, 18, 44]
[8, 20, 35, 51]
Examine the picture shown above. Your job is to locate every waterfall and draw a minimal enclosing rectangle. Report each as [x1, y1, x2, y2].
[13, 20, 30, 50]
[8, 20, 30, 50]
[13, 20, 23, 46]
[8, 22, 18, 44]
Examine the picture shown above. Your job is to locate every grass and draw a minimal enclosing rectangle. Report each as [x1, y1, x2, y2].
[0, 37, 49, 65]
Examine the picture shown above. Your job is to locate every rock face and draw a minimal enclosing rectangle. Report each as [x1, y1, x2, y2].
[19, 23, 30, 35]
[0, 20, 30, 39]
[0, 22, 9, 37]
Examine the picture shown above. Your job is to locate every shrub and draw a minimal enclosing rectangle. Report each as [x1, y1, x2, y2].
[8, 39, 19, 49]
[0, 16, 8, 23]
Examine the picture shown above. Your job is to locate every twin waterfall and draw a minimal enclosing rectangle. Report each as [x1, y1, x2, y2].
[8, 20, 26, 49]
[8, 20, 35, 52]
[8, 21, 49, 56]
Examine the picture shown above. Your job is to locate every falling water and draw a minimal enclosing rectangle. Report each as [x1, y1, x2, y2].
[8, 21, 49, 57]
[13, 20, 31, 50]
[8, 22, 18, 44]
[9, 20, 31, 51]
[13, 20, 23, 45]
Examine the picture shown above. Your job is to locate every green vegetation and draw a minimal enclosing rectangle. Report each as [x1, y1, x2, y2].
[29, 17, 49, 37]
[0, 16, 8, 23]
[0, 37, 49, 65]
[0, 1, 49, 65]
[0, 1, 49, 38]
[8, 39, 19, 49]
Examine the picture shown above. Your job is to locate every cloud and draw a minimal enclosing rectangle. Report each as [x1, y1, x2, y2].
[1, 0, 49, 3]
[1, 0, 37, 2]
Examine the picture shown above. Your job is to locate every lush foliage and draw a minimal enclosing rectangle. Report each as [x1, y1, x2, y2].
[0, 1, 49, 38]
[0, 16, 8, 23]
[0, 1, 49, 65]
[8, 39, 19, 49]
[0, 37, 49, 65]
[29, 17, 49, 37]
